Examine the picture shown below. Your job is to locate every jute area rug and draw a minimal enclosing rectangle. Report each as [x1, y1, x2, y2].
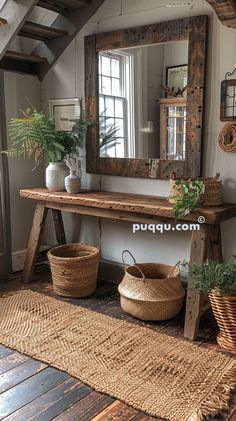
[0, 291, 235, 421]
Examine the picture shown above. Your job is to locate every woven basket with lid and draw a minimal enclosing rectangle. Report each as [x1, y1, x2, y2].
[118, 251, 185, 321]
[48, 243, 100, 298]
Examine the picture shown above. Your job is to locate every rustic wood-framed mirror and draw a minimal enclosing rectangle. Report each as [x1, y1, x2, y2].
[85, 15, 208, 179]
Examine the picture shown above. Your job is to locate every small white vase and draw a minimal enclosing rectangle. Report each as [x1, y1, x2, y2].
[65, 170, 81, 194]
[46, 161, 69, 192]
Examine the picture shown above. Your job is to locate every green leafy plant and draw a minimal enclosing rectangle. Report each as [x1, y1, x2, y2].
[2, 107, 92, 170]
[182, 260, 236, 295]
[170, 178, 205, 219]
[4, 108, 63, 168]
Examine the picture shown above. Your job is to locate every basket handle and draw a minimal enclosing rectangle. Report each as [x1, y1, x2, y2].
[132, 264, 146, 281]
[122, 250, 137, 267]
[122, 250, 146, 281]
[167, 261, 181, 279]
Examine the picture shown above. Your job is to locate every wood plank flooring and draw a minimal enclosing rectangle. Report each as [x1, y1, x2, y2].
[0, 264, 235, 421]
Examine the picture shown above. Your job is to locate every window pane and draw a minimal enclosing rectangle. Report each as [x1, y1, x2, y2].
[99, 76, 102, 94]
[116, 138, 125, 158]
[107, 147, 116, 158]
[101, 76, 111, 95]
[99, 96, 105, 114]
[111, 58, 120, 78]
[112, 78, 120, 96]
[101, 56, 111, 76]
[115, 99, 123, 118]
[99, 55, 102, 72]
[105, 97, 114, 117]
[115, 118, 124, 137]
[106, 117, 115, 130]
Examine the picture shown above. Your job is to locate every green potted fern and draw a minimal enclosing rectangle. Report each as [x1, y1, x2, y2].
[184, 260, 236, 354]
[3, 107, 90, 191]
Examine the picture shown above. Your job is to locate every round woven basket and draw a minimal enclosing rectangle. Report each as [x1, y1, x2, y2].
[169, 175, 223, 207]
[209, 289, 236, 355]
[48, 243, 100, 298]
[118, 251, 185, 321]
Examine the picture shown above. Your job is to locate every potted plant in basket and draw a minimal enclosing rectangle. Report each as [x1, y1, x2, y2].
[169, 173, 223, 219]
[184, 259, 236, 354]
[2, 107, 92, 192]
[169, 178, 205, 219]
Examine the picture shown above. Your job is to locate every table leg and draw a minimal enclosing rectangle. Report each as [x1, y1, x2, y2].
[22, 204, 48, 283]
[184, 226, 208, 340]
[52, 209, 66, 245]
[184, 224, 223, 340]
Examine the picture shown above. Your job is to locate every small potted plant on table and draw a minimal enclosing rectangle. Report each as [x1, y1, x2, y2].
[169, 173, 223, 219]
[185, 260, 236, 354]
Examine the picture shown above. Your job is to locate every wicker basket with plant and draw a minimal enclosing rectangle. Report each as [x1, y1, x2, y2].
[169, 173, 223, 219]
[184, 259, 236, 354]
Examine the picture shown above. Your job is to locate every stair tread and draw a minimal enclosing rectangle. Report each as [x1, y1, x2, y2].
[4, 50, 48, 63]
[19, 20, 67, 41]
[0, 17, 7, 26]
[37, 0, 91, 15]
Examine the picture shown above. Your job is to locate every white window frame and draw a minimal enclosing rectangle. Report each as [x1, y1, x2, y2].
[99, 51, 135, 158]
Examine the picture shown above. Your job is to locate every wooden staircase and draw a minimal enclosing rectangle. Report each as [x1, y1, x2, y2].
[0, 0, 104, 80]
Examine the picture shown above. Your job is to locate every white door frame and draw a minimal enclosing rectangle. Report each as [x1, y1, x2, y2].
[0, 70, 11, 275]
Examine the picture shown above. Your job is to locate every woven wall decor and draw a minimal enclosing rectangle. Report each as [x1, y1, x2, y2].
[219, 122, 236, 152]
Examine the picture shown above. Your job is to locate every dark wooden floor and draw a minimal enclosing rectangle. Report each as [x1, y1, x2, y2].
[0, 264, 235, 421]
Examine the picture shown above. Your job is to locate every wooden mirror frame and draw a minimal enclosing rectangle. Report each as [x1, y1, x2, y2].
[85, 15, 208, 179]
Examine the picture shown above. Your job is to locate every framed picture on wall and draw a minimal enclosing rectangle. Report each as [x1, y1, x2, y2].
[49, 98, 82, 131]
[166, 65, 188, 91]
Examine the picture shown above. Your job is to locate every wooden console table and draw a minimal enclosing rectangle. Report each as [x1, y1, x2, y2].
[20, 188, 236, 341]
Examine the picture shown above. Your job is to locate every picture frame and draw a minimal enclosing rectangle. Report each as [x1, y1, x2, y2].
[166, 65, 188, 91]
[49, 98, 82, 131]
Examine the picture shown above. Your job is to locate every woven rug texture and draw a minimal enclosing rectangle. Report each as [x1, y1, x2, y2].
[0, 290, 235, 421]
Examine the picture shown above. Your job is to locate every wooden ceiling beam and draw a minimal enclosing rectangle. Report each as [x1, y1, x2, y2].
[206, 0, 236, 28]
[0, 17, 7, 26]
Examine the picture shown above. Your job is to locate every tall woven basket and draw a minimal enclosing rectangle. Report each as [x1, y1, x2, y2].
[48, 243, 100, 298]
[118, 251, 185, 321]
[209, 290, 236, 355]
[169, 174, 223, 207]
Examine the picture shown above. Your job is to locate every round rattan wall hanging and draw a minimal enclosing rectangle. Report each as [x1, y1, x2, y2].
[219, 122, 236, 152]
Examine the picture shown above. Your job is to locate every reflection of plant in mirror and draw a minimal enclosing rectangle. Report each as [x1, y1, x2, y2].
[71, 110, 94, 151]
[99, 110, 120, 157]
[170, 178, 205, 219]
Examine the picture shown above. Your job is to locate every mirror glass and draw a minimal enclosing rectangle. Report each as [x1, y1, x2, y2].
[98, 40, 188, 160]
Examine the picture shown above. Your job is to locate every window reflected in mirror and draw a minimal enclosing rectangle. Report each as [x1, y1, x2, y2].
[98, 40, 188, 160]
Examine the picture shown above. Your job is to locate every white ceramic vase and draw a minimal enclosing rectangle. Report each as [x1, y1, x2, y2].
[46, 161, 69, 192]
[65, 169, 81, 194]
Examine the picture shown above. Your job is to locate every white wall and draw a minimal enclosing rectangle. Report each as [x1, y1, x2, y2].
[37, 0, 236, 265]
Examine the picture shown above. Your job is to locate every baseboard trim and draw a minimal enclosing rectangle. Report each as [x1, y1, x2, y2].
[98, 259, 124, 285]
[12, 244, 50, 272]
